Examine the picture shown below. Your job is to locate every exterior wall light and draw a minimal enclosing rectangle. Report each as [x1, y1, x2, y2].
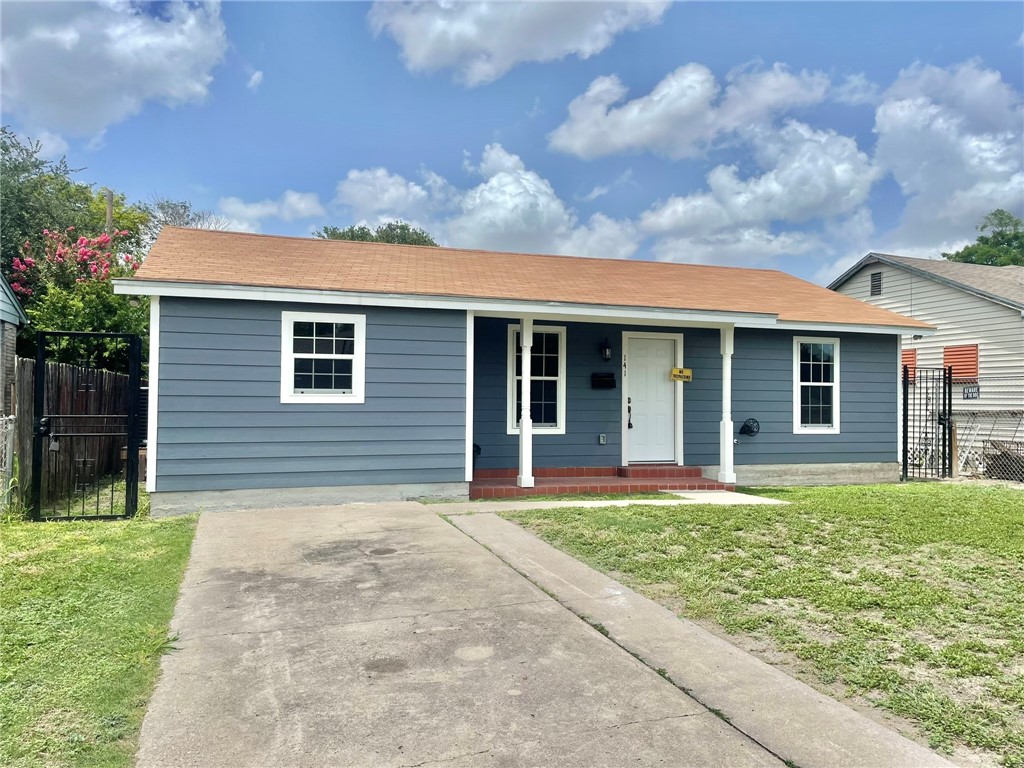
[599, 339, 612, 361]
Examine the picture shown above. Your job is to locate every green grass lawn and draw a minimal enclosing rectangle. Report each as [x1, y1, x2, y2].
[0, 510, 196, 768]
[502, 483, 1024, 766]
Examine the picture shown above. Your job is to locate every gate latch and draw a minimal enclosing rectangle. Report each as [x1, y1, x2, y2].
[36, 417, 50, 437]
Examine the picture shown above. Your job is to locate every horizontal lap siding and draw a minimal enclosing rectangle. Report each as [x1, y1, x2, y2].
[473, 319, 622, 468]
[473, 319, 723, 468]
[836, 265, 1024, 414]
[732, 329, 898, 465]
[156, 298, 466, 492]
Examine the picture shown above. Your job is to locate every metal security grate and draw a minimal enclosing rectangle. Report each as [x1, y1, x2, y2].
[903, 366, 953, 480]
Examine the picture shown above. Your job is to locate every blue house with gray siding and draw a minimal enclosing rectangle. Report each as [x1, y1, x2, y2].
[115, 228, 932, 514]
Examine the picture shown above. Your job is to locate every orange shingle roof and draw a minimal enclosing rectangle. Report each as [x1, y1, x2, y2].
[135, 228, 931, 329]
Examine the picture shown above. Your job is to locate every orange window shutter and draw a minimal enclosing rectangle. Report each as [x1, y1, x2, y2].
[901, 349, 917, 382]
[943, 344, 979, 382]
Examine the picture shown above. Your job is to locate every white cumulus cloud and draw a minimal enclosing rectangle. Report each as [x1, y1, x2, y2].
[640, 121, 880, 236]
[368, 1, 668, 86]
[833, 73, 880, 106]
[873, 59, 1023, 251]
[332, 144, 639, 259]
[1, 1, 227, 137]
[218, 190, 326, 233]
[549, 62, 829, 159]
[247, 70, 264, 91]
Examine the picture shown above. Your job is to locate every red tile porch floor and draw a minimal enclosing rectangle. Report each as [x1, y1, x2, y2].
[470, 465, 735, 499]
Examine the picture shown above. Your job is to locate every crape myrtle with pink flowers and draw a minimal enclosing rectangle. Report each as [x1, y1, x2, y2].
[11, 227, 140, 300]
[10, 226, 149, 371]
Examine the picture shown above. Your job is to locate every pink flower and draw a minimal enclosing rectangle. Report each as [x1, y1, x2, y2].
[42, 229, 49, 236]
[89, 263, 98, 274]
[12, 258, 24, 271]
[131, 262, 140, 271]
[24, 257, 35, 267]
[96, 232, 111, 245]
[77, 237, 88, 247]
[67, 226, 74, 232]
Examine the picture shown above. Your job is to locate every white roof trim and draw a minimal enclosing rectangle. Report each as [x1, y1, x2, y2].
[113, 279, 927, 335]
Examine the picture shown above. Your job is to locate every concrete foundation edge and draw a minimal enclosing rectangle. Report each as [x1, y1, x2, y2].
[702, 461, 899, 486]
[149, 482, 469, 516]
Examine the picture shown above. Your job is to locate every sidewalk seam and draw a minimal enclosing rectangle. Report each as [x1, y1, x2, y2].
[448, 514, 802, 768]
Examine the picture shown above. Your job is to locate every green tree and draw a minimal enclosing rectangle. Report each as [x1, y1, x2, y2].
[141, 196, 231, 249]
[313, 220, 438, 246]
[0, 127, 149, 277]
[942, 209, 1024, 266]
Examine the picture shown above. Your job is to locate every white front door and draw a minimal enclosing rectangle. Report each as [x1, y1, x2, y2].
[625, 336, 677, 463]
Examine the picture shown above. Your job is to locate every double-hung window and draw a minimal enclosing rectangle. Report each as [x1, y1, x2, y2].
[507, 325, 566, 435]
[793, 337, 840, 434]
[281, 311, 366, 403]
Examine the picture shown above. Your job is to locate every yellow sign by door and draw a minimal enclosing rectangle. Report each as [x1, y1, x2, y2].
[670, 367, 692, 382]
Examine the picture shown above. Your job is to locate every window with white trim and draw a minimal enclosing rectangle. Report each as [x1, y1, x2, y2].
[793, 337, 840, 434]
[507, 325, 566, 435]
[280, 311, 366, 404]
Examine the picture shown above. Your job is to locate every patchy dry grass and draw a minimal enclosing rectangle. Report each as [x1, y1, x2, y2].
[0, 512, 196, 768]
[503, 483, 1024, 766]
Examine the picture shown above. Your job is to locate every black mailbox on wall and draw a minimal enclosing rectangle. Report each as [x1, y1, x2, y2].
[591, 372, 616, 389]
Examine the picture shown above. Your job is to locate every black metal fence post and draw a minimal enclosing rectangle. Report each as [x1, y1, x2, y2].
[125, 335, 142, 517]
[945, 365, 954, 478]
[30, 333, 47, 520]
[901, 364, 909, 482]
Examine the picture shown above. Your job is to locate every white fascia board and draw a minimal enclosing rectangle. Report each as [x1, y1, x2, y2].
[772, 320, 936, 337]
[114, 279, 778, 327]
[113, 278, 928, 335]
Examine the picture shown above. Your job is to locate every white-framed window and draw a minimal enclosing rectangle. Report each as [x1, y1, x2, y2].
[793, 336, 840, 434]
[507, 324, 566, 435]
[280, 311, 366, 404]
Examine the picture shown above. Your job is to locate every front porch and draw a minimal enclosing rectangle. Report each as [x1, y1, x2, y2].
[468, 313, 740, 493]
[470, 465, 735, 499]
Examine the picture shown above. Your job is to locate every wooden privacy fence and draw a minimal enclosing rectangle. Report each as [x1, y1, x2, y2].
[14, 358, 133, 506]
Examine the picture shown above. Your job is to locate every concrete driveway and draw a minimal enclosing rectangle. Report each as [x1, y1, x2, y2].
[137, 503, 780, 767]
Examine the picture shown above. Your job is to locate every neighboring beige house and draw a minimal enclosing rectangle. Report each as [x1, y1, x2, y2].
[830, 253, 1024, 477]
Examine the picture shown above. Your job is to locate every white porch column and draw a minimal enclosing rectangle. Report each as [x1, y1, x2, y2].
[718, 325, 737, 484]
[517, 317, 535, 488]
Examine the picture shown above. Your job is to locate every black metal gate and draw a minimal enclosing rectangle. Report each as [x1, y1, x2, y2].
[31, 332, 143, 520]
[902, 365, 953, 480]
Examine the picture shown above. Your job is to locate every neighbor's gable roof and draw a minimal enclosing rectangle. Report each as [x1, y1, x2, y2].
[830, 252, 1024, 312]
[0, 275, 28, 326]
[127, 228, 931, 331]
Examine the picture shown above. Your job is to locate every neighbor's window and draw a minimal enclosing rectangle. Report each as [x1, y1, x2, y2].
[943, 344, 979, 383]
[901, 348, 917, 383]
[280, 311, 366, 404]
[507, 325, 566, 435]
[793, 337, 840, 434]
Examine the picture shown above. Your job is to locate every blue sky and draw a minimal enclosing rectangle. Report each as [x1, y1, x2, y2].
[2, 1, 1022, 283]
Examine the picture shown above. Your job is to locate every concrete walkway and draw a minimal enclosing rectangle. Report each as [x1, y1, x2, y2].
[429, 489, 788, 516]
[449, 512, 955, 768]
[137, 503, 781, 767]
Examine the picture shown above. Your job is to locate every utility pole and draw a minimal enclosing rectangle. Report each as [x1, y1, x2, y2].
[105, 188, 114, 234]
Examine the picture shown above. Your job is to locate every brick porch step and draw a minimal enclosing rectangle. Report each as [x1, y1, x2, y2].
[616, 464, 704, 479]
[469, 475, 734, 499]
[473, 465, 707, 480]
